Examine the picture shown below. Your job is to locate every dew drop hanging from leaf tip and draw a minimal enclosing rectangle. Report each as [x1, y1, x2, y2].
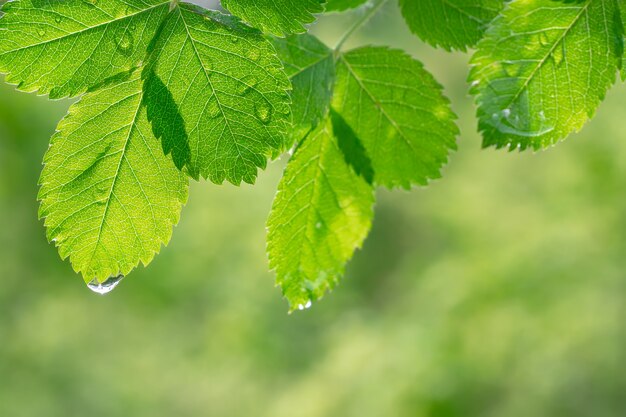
[87, 275, 124, 295]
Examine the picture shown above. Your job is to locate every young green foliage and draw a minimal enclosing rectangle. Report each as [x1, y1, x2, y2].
[38, 70, 188, 282]
[5, 0, 626, 309]
[221, 0, 324, 37]
[399, 0, 503, 51]
[0, 0, 294, 284]
[332, 46, 458, 189]
[143, 5, 291, 184]
[470, 0, 624, 150]
[267, 119, 375, 311]
[0, 0, 171, 98]
[268, 32, 459, 306]
[272, 34, 335, 148]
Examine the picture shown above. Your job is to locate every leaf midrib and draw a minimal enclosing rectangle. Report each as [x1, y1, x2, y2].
[499, 0, 591, 114]
[0, 2, 169, 57]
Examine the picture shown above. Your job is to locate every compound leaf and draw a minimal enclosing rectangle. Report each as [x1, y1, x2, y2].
[221, 0, 324, 37]
[267, 118, 374, 310]
[470, 0, 623, 150]
[0, 0, 170, 98]
[332, 46, 458, 189]
[38, 69, 188, 282]
[399, 0, 502, 51]
[144, 5, 291, 184]
[272, 33, 335, 148]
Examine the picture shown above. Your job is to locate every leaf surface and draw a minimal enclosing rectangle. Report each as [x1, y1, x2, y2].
[39, 70, 188, 282]
[267, 119, 374, 310]
[272, 34, 334, 148]
[325, 0, 368, 12]
[470, 0, 623, 150]
[0, 0, 170, 98]
[332, 46, 458, 189]
[144, 6, 291, 184]
[399, 0, 502, 51]
[221, 0, 323, 37]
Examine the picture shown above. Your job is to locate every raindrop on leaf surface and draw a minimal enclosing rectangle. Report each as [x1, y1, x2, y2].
[254, 99, 272, 124]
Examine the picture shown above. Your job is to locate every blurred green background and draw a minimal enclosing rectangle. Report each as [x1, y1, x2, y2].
[2, 2, 626, 416]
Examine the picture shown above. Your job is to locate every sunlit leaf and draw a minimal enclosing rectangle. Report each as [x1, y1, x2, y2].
[38, 70, 188, 282]
[470, 0, 623, 150]
[144, 6, 291, 184]
[267, 118, 374, 310]
[0, 0, 170, 98]
[332, 46, 458, 189]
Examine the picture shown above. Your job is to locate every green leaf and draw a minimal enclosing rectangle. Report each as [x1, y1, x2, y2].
[332, 46, 458, 189]
[470, 0, 623, 150]
[143, 5, 291, 184]
[267, 118, 374, 310]
[399, 0, 502, 51]
[618, 0, 626, 81]
[38, 69, 188, 282]
[221, 0, 324, 37]
[272, 34, 335, 148]
[0, 0, 170, 98]
[325, 0, 368, 12]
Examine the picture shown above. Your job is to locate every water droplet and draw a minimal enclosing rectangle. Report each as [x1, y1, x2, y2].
[490, 107, 554, 138]
[315, 222, 322, 229]
[115, 31, 134, 55]
[87, 275, 124, 295]
[267, 66, 281, 76]
[38, 29, 46, 37]
[551, 43, 565, 66]
[54, 16, 62, 24]
[247, 48, 261, 62]
[502, 62, 518, 78]
[254, 99, 272, 124]
[231, 37, 239, 44]
[238, 75, 258, 95]
[207, 97, 220, 118]
[297, 300, 312, 310]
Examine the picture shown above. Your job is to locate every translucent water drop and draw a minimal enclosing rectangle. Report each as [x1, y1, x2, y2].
[267, 66, 281, 76]
[315, 222, 322, 229]
[247, 48, 261, 62]
[55, 16, 62, 24]
[254, 99, 272, 124]
[115, 31, 134, 55]
[38, 29, 46, 37]
[207, 98, 220, 118]
[238, 76, 258, 95]
[231, 37, 239, 44]
[538, 32, 550, 47]
[502, 62, 518, 78]
[490, 107, 554, 138]
[297, 300, 313, 311]
[87, 275, 124, 295]
[551, 43, 565, 66]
